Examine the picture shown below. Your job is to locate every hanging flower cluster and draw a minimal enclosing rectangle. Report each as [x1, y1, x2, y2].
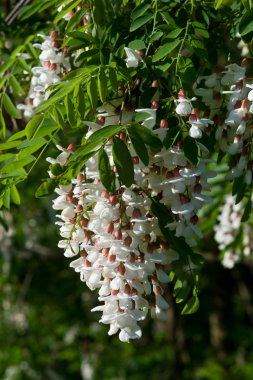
[215, 195, 253, 268]
[46, 86, 216, 341]
[17, 31, 70, 119]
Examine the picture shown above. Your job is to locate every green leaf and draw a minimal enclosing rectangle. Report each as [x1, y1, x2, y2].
[129, 40, 146, 50]
[87, 76, 98, 110]
[239, 8, 253, 41]
[0, 140, 22, 150]
[26, 114, 44, 139]
[108, 67, 118, 92]
[64, 96, 76, 127]
[2, 188, 10, 209]
[133, 124, 163, 149]
[181, 295, 199, 315]
[2, 93, 21, 119]
[0, 111, 6, 140]
[112, 137, 134, 187]
[232, 175, 244, 196]
[183, 136, 200, 166]
[69, 124, 124, 162]
[98, 68, 107, 103]
[128, 129, 149, 166]
[130, 13, 154, 32]
[17, 138, 47, 150]
[131, 3, 150, 20]
[10, 185, 21, 205]
[98, 148, 116, 192]
[166, 28, 183, 39]
[241, 197, 252, 222]
[8, 130, 26, 142]
[192, 21, 209, 39]
[0, 156, 35, 174]
[150, 31, 163, 42]
[190, 37, 208, 60]
[9, 75, 25, 97]
[66, 8, 89, 32]
[163, 126, 181, 149]
[54, 0, 81, 22]
[35, 179, 57, 198]
[152, 40, 181, 62]
[17, 57, 32, 74]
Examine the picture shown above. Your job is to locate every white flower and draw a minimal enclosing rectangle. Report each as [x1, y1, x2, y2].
[124, 47, 143, 68]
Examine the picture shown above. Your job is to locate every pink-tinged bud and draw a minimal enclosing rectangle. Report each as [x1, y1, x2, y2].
[242, 98, 249, 109]
[130, 253, 135, 263]
[66, 195, 73, 203]
[80, 250, 88, 257]
[160, 119, 168, 128]
[191, 108, 200, 117]
[153, 285, 161, 295]
[108, 254, 116, 262]
[179, 194, 189, 204]
[124, 284, 131, 294]
[160, 241, 169, 249]
[101, 190, 109, 199]
[80, 218, 88, 228]
[67, 143, 76, 152]
[109, 195, 118, 205]
[102, 248, 109, 256]
[84, 231, 91, 241]
[151, 273, 158, 284]
[189, 114, 198, 122]
[52, 40, 59, 48]
[114, 230, 122, 240]
[83, 16, 89, 25]
[113, 165, 117, 173]
[131, 288, 138, 296]
[105, 223, 114, 234]
[234, 100, 242, 109]
[77, 173, 85, 182]
[137, 49, 145, 59]
[152, 80, 159, 88]
[43, 60, 51, 69]
[178, 89, 186, 99]
[194, 183, 202, 193]
[117, 263, 126, 275]
[97, 116, 105, 125]
[50, 63, 57, 71]
[137, 253, 144, 263]
[119, 132, 127, 141]
[72, 197, 79, 206]
[151, 100, 159, 109]
[241, 58, 249, 67]
[76, 205, 83, 213]
[111, 289, 119, 296]
[85, 259, 92, 267]
[147, 243, 155, 253]
[69, 218, 76, 224]
[132, 208, 142, 218]
[190, 215, 199, 225]
[124, 235, 132, 246]
[50, 30, 58, 40]
[132, 156, 140, 164]
[236, 80, 243, 89]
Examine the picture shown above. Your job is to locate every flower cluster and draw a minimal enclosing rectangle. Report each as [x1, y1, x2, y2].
[214, 195, 253, 268]
[17, 31, 70, 119]
[47, 92, 215, 341]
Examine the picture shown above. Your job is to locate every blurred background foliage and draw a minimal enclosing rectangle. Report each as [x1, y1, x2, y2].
[1, 1, 253, 379]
